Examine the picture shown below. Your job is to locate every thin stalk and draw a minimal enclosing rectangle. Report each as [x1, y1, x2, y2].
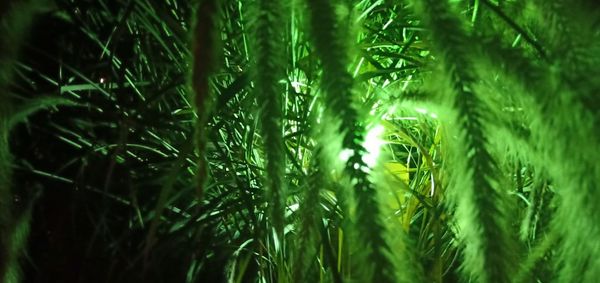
[191, 0, 220, 201]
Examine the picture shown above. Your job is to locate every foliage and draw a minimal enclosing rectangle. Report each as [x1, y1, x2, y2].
[1, 0, 599, 282]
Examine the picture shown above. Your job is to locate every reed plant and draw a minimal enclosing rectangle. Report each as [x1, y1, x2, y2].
[3, 0, 600, 282]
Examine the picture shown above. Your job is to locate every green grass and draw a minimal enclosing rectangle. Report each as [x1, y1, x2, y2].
[1, 0, 600, 282]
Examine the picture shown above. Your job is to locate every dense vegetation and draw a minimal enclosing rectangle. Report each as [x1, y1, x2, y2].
[1, 0, 599, 282]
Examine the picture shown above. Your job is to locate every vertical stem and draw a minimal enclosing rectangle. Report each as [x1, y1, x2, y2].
[191, 0, 220, 201]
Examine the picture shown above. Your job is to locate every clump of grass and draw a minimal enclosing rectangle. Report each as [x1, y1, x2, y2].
[0, 0, 47, 281]
[411, 0, 518, 282]
[475, 1, 600, 281]
[249, 0, 288, 246]
[7, 0, 600, 282]
[304, 0, 397, 281]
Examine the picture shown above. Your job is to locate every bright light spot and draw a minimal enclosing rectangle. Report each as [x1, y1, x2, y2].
[338, 124, 387, 168]
[362, 124, 385, 167]
[415, 107, 428, 114]
[414, 106, 438, 119]
[370, 101, 381, 115]
[287, 203, 299, 212]
[290, 81, 305, 93]
[339, 149, 353, 162]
